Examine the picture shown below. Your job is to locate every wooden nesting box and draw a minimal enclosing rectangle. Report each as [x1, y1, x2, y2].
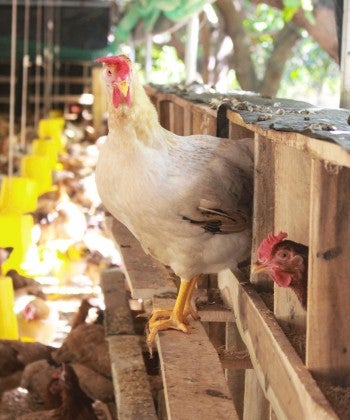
[101, 85, 350, 419]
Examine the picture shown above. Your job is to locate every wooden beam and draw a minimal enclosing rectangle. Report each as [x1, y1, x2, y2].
[273, 144, 309, 333]
[307, 161, 350, 385]
[218, 269, 337, 419]
[340, 0, 350, 107]
[107, 217, 177, 299]
[100, 268, 134, 336]
[108, 335, 157, 420]
[227, 110, 350, 168]
[154, 295, 239, 420]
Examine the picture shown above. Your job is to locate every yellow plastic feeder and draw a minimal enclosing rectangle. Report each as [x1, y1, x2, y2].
[0, 213, 36, 275]
[32, 138, 59, 169]
[21, 154, 53, 195]
[38, 118, 65, 151]
[0, 275, 19, 340]
[0, 176, 38, 214]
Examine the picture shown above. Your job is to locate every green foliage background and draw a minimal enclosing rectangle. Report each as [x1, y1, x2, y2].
[136, 2, 340, 107]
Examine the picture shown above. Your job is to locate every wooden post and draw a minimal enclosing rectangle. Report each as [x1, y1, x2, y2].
[340, 0, 350, 107]
[226, 322, 246, 419]
[243, 371, 270, 420]
[273, 144, 310, 334]
[92, 66, 107, 136]
[307, 161, 350, 385]
[241, 134, 273, 420]
[251, 135, 275, 277]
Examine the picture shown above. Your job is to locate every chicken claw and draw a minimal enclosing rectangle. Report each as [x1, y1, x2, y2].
[147, 314, 189, 355]
[146, 277, 200, 355]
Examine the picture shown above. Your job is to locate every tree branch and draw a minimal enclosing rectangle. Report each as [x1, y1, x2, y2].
[259, 22, 301, 95]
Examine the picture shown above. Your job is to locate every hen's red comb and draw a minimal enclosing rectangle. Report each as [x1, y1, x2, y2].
[95, 55, 131, 79]
[257, 232, 288, 262]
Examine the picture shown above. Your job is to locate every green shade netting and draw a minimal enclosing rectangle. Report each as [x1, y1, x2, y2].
[115, 0, 209, 43]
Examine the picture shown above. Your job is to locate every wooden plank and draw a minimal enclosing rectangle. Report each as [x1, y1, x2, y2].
[307, 161, 350, 385]
[225, 322, 248, 419]
[108, 217, 177, 299]
[218, 269, 338, 420]
[100, 268, 135, 336]
[158, 99, 172, 130]
[244, 134, 275, 419]
[219, 348, 252, 370]
[171, 95, 192, 135]
[243, 371, 270, 420]
[191, 103, 217, 135]
[108, 335, 157, 420]
[196, 302, 235, 322]
[251, 134, 275, 287]
[153, 296, 239, 420]
[226, 110, 350, 168]
[273, 144, 309, 333]
[229, 120, 254, 140]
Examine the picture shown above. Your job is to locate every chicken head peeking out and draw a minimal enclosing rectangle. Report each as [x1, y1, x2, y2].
[252, 232, 308, 308]
[95, 54, 254, 353]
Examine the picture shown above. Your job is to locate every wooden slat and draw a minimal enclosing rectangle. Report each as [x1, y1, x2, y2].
[154, 296, 239, 420]
[251, 134, 275, 285]
[307, 161, 350, 385]
[100, 268, 134, 336]
[227, 110, 350, 168]
[243, 371, 270, 420]
[108, 335, 157, 420]
[197, 303, 235, 322]
[101, 268, 157, 420]
[191, 103, 217, 135]
[218, 269, 338, 420]
[171, 95, 193, 135]
[108, 217, 177, 299]
[273, 144, 309, 333]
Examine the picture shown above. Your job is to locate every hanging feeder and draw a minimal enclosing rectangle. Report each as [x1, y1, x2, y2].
[0, 213, 36, 275]
[38, 117, 66, 151]
[0, 275, 19, 340]
[32, 138, 60, 170]
[21, 154, 53, 195]
[0, 176, 38, 214]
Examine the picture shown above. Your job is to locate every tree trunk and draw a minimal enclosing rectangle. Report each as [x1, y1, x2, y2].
[259, 22, 301, 96]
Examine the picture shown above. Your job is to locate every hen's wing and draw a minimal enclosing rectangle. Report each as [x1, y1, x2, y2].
[170, 135, 254, 234]
[183, 206, 249, 234]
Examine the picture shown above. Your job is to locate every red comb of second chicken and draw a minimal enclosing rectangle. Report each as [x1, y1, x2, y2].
[257, 231, 288, 262]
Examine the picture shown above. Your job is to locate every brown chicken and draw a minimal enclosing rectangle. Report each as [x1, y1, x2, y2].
[17, 363, 98, 420]
[0, 340, 54, 396]
[252, 232, 308, 308]
[7, 269, 46, 300]
[52, 323, 111, 379]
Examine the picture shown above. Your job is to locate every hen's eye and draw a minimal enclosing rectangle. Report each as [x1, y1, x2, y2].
[278, 251, 288, 258]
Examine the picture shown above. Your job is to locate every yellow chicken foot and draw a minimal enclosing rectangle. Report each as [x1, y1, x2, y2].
[147, 279, 196, 352]
[148, 275, 200, 325]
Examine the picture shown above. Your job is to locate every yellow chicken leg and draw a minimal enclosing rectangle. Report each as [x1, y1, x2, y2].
[148, 275, 200, 324]
[147, 277, 199, 351]
[183, 275, 200, 320]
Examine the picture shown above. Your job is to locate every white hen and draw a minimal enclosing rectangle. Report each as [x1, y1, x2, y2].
[95, 55, 254, 347]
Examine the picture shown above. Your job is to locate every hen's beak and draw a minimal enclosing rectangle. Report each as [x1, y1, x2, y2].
[118, 80, 129, 97]
[251, 261, 269, 274]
